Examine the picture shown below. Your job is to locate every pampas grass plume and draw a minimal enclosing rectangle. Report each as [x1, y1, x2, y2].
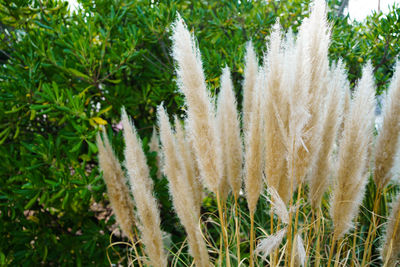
[330, 63, 376, 238]
[216, 66, 243, 198]
[263, 22, 291, 203]
[293, 0, 330, 191]
[374, 60, 400, 189]
[158, 106, 211, 267]
[171, 15, 222, 195]
[255, 228, 287, 261]
[121, 108, 167, 267]
[242, 42, 258, 132]
[309, 61, 347, 209]
[174, 116, 203, 216]
[244, 70, 265, 214]
[96, 130, 136, 239]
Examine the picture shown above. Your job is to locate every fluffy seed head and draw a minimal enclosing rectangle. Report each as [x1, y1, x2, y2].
[308, 60, 348, 209]
[330, 63, 376, 238]
[121, 108, 167, 267]
[374, 60, 400, 189]
[97, 130, 136, 238]
[217, 67, 243, 198]
[171, 14, 222, 194]
[242, 41, 259, 132]
[158, 106, 210, 267]
[244, 70, 265, 214]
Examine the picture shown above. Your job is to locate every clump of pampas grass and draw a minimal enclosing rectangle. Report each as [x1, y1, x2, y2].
[96, 1, 400, 266]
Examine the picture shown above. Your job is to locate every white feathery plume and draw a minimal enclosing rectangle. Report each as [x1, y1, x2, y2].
[266, 187, 290, 224]
[293, 0, 330, 194]
[158, 106, 210, 267]
[171, 15, 222, 195]
[263, 22, 292, 203]
[255, 228, 287, 261]
[294, 233, 306, 266]
[174, 116, 203, 215]
[308, 60, 348, 209]
[242, 41, 259, 132]
[244, 69, 266, 214]
[121, 108, 167, 267]
[330, 63, 376, 238]
[374, 60, 400, 189]
[216, 66, 243, 198]
[96, 130, 136, 239]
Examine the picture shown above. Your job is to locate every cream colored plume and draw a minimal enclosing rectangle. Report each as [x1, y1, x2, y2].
[293, 233, 306, 267]
[308, 61, 347, 209]
[158, 106, 210, 267]
[266, 187, 290, 224]
[174, 116, 203, 215]
[292, 0, 330, 194]
[244, 70, 265, 214]
[374, 60, 400, 189]
[382, 194, 400, 267]
[171, 15, 222, 195]
[285, 25, 311, 194]
[149, 126, 162, 179]
[330, 63, 376, 239]
[121, 108, 167, 267]
[255, 228, 287, 261]
[216, 67, 243, 198]
[263, 22, 291, 203]
[242, 42, 258, 132]
[96, 130, 136, 239]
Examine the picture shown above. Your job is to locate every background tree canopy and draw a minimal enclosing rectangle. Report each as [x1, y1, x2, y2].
[0, 0, 399, 265]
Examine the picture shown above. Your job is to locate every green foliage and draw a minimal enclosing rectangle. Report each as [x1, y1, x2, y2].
[0, 0, 399, 265]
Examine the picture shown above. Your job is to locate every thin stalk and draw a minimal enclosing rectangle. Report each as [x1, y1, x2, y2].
[219, 235, 223, 266]
[314, 209, 322, 267]
[285, 140, 296, 265]
[270, 208, 275, 266]
[350, 224, 359, 267]
[361, 187, 382, 265]
[129, 233, 144, 267]
[217, 191, 231, 267]
[304, 209, 315, 266]
[366, 189, 384, 262]
[327, 235, 337, 267]
[273, 217, 282, 266]
[234, 193, 241, 265]
[293, 183, 303, 235]
[334, 239, 343, 267]
[249, 211, 255, 267]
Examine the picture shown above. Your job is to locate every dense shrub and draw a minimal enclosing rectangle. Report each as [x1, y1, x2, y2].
[0, 0, 399, 265]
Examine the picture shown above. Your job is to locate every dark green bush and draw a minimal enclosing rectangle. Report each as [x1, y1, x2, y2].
[0, 0, 399, 265]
